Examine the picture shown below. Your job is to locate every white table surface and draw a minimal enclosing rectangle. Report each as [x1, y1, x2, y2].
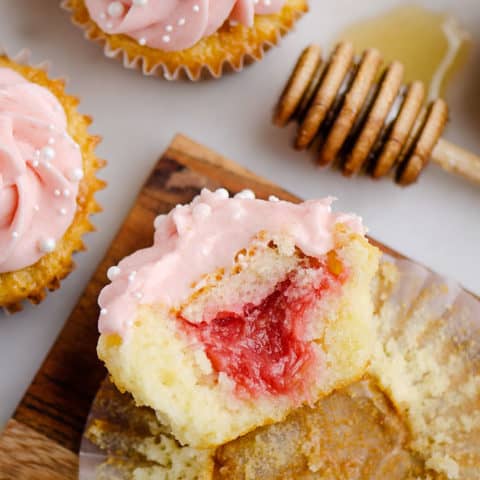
[1, 0, 479, 430]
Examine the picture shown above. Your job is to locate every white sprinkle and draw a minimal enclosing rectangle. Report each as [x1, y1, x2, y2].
[48, 124, 55, 131]
[193, 4, 200, 12]
[54, 189, 61, 197]
[34, 204, 40, 212]
[32, 159, 39, 167]
[107, 1, 124, 17]
[154, 214, 167, 229]
[12, 231, 19, 239]
[48, 137, 55, 145]
[214, 188, 229, 199]
[177, 17, 186, 26]
[69, 167, 84, 182]
[41, 145, 55, 160]
[268, 195, 280, 202]
[235, 189, 255, 200]
[100, 308, 108, 315]
[59, 207, 67, 215]
[133, 0, 148, 5]
[107, 266, 121, 281]
[165, 24, 173, 32]
[134, 291, 143, 300]
[63, 188, 70, 197]
[162, 34, 171, 43]
[193, 203, 212, 220]
[138, 37, 147, 46]
[264, 0, 271, 5]
[128, 271, 137, 283]
[201, 245, 210, 256]
[38, 237, 56, 253]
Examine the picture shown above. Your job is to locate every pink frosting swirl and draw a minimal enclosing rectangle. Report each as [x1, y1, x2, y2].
[0, 68, 83, 274]
[85, 0, 285, 51]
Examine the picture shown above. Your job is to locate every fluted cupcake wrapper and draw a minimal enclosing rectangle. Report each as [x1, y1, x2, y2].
[61, 0, 308, 81]
[0, 47, 106, 313]
[79, 256, 480, 479]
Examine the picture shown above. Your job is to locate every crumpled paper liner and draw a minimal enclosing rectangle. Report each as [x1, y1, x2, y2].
[0, 48, 105, 313]
[61, 0, 308, 81]
[79, 255, 480, 479]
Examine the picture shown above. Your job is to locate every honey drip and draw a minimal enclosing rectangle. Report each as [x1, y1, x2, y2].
[337, 5, 471, 101]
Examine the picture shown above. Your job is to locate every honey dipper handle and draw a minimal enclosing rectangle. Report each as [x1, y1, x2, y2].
[432, 138, 480, 185]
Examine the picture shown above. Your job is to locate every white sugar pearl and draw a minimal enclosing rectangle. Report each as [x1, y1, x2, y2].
[133, 0, 148, 5]
[32, 159, 39, 167]
[268, 195, 280, 202]
[154, 214, 167, 229]
[165, 25, 173, 32]
[107, 266, 121, 281]
[162, 35, 171, 43]
[177, 17, 186, 26]
[59, 207, 67, 215]
[128, 271, 137, 283]
[63, 188, 70, 197]
[44, 161, 52, 169]
[48, 124, 55, 131]
[34, 204, 40, 212]
[193, 4, 200, 12]
[41, 146, 55, 160]
[214, 188, 229, 199]
[48, 137, 55, 145]
[100, 308, 108, 315]
[12, 231, 19, 238]
[134, 291, 143, 300]
[38, 237, 56, 253]
[54, 189, 61, 197]
[235, 189, 255, 200]
[193, 203, 212, 220]
[107, 1, 124, 17]
[69, 167, 84, 182]
[138, 37, 147, 46]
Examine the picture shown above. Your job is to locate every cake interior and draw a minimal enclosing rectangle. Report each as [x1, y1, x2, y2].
[98, 227, 378, 448]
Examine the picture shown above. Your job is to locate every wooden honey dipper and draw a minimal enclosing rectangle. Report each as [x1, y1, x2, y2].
[273, 42, 480, 186]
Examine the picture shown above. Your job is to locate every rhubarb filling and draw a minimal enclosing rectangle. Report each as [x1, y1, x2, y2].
[179, 255, 347, 398]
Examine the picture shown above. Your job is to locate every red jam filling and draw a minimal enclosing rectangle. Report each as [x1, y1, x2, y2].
[180, 256, 345, 398]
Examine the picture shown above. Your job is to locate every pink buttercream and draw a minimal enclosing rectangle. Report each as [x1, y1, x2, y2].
[85, 0, 285, 51]
[0, 68, 83, 274]
[98, 189, 364, 337]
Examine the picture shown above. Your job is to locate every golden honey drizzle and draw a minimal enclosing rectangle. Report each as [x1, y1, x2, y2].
[337, 5, 471, 101]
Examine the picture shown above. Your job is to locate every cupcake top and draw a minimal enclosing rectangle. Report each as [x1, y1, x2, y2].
[0, 68, 83, 274]
[85, 0, 286, 51]
[98, 188, 364, 336]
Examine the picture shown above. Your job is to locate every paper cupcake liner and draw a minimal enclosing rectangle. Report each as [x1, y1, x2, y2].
[79, 255, 480, 479]
[61, 0, 308, 81]
[0, 47, 106, 313]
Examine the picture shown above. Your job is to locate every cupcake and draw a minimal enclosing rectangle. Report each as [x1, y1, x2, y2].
[0, 52, 104, 312]
[97, 188, 380, 448]
[63, 0, 309, 80]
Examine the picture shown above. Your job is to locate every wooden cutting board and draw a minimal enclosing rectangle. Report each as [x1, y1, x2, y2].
[0, 134, 406, 479]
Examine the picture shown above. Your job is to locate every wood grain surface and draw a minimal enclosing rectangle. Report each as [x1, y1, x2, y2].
[0, 134, 441, 478]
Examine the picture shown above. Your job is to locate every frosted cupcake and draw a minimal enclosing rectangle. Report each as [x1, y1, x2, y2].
[97, 189, 379, 448]
[63, 0, 309, 80]
[0, 53, 104, 312]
